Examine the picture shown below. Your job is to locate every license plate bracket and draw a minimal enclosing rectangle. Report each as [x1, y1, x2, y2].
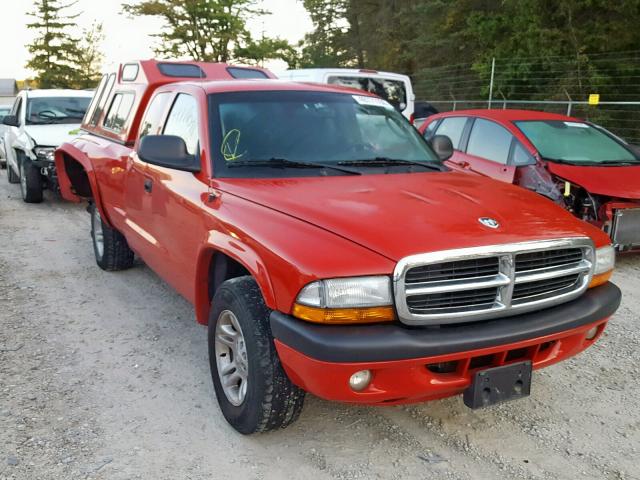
[463, 360, 532, 409]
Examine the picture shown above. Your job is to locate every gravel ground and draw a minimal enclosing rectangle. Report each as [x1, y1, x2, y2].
[0, 169, 639, 480]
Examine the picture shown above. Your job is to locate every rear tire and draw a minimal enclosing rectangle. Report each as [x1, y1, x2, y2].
[208, 276, 305, 434]
[7, 153, 19, 184]
[90, 203, 134, 271]
[19, 156, 43, 203]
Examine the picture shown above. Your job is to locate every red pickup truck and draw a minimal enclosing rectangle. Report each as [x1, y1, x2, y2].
[56, 60, 621, 434]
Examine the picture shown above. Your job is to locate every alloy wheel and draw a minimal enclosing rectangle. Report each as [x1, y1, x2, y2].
[214, 310, 249, 406]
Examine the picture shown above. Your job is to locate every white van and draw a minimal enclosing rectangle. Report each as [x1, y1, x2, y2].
[279, 68, 416, 122]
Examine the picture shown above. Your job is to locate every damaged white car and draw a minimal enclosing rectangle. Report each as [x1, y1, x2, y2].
[2, 89, 92, 203]
[0, 105, 11, 167]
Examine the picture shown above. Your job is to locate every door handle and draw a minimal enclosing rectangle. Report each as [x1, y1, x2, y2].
[144, 178, 153, 193]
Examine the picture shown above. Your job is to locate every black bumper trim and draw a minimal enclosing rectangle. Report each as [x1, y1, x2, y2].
[270, 283, 621, 363]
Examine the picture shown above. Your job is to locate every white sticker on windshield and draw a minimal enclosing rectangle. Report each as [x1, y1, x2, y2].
[564, 121, 589, 128]
[352, 95, 394, 109]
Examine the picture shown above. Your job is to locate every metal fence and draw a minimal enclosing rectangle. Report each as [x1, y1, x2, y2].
[414, 51, 640, 144]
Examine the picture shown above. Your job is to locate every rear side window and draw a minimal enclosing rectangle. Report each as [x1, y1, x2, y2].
[84, 74, 107, 123]
[158, 63, 205, 78]
[139, 92, 172, 140]
[121, 64, 139, 82]
[435, 117, 467, 149]
[103, 92, 135, 133]
[227, 67, 269, 79]
[466, 118, 514, 164]
[327, 75, 407, 111]
[163, 94, 199, 155]
[90, 73, 115, 126]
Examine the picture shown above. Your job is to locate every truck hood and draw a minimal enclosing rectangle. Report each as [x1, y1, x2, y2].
[547, 162, 640, 199]
[23, 124, 82, 148]
[219, 172, 603, 261]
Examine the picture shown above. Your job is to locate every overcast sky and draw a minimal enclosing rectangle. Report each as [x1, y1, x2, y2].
[0, 0, 313, 79]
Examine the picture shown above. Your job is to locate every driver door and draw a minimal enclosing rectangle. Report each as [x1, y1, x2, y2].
[463, 118, 517, 183]
[428, 116, 472, 170]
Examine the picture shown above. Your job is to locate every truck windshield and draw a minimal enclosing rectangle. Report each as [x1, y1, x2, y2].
[26, 96, 91, 125]
[210, 90, 439, 178]
[328, 75, 407, 111]
[515, 120, 639, 165]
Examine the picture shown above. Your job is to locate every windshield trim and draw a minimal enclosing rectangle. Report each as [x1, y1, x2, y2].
[208, 90, 442, 179]
[513, 119, 640, 165]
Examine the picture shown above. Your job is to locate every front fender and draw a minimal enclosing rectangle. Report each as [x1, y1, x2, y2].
[16, 129, 36, 160]
[194, 232, 276, 325]
[55, 142, 113, 227]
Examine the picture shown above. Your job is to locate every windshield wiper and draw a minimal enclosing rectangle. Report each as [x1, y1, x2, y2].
[596, 160, 640, 166]
[27, 119, 57, 125]
[544, 157, 590, 165]
[545, 157, 639, 166]
[337, 157, 444, 171]
[227, 158, 361, 175]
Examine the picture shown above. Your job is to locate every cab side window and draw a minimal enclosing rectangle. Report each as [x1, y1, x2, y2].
[138, 92, 171, 140]
[466, 118, 514, 165]
[434, 117, 468, 149]
[163, 94, 199, 156]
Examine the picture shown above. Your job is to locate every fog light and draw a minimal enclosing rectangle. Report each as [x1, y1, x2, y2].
[349, 370, 372, 391]
[585, 326, 599, 340]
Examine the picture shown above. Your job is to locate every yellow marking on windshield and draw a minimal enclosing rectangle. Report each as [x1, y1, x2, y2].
[221, 129, 246, 162]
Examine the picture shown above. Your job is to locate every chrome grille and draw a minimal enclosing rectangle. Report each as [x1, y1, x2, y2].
[512, 273, 580, 303]
[405, 257, 499, 283]
[393, 238, 594, 326]
[406, 286, 498, 314]
[515, 248, 583, 272]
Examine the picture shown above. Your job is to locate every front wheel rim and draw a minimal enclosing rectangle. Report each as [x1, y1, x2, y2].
[92, 208, 105, 259]
[215, 310, 249, 406]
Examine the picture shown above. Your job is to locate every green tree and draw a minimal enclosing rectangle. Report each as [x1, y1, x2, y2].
[26, 0, 82, 88]
[123, 0, 294, 65]
[72, 22, 105, 89]
[295, 0, 353, 68]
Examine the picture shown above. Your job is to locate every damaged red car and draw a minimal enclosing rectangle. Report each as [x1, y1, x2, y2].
[420, 110, 640, 251]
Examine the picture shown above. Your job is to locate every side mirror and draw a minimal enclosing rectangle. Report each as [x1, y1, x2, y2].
[430, 134, 454, 161]
[2, 115, 19, 127]
[138, 135, 201, 173]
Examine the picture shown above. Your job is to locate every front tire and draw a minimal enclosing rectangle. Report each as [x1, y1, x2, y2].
[90, 203, 134, 271]
[19, 156, 43, 203]
[208, 276, 305, 434]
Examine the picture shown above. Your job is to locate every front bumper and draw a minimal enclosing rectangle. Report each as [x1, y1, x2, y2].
[271, 283, 621, 404]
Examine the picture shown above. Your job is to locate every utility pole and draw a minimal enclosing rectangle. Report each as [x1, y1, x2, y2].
[488, 57, 495, 109]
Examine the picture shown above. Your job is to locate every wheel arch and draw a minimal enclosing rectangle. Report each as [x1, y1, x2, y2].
[194, 237, 277, 326]
[55, 143, 113, 227]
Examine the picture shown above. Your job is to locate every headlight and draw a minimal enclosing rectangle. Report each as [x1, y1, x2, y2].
[589, 245, 615, 288]
[34, 147, 55, 162]
[293, 276, 395, 324]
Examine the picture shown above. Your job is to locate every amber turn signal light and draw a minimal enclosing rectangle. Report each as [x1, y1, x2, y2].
[588, 270, 613, 289]
[292, 303, 396, 324]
